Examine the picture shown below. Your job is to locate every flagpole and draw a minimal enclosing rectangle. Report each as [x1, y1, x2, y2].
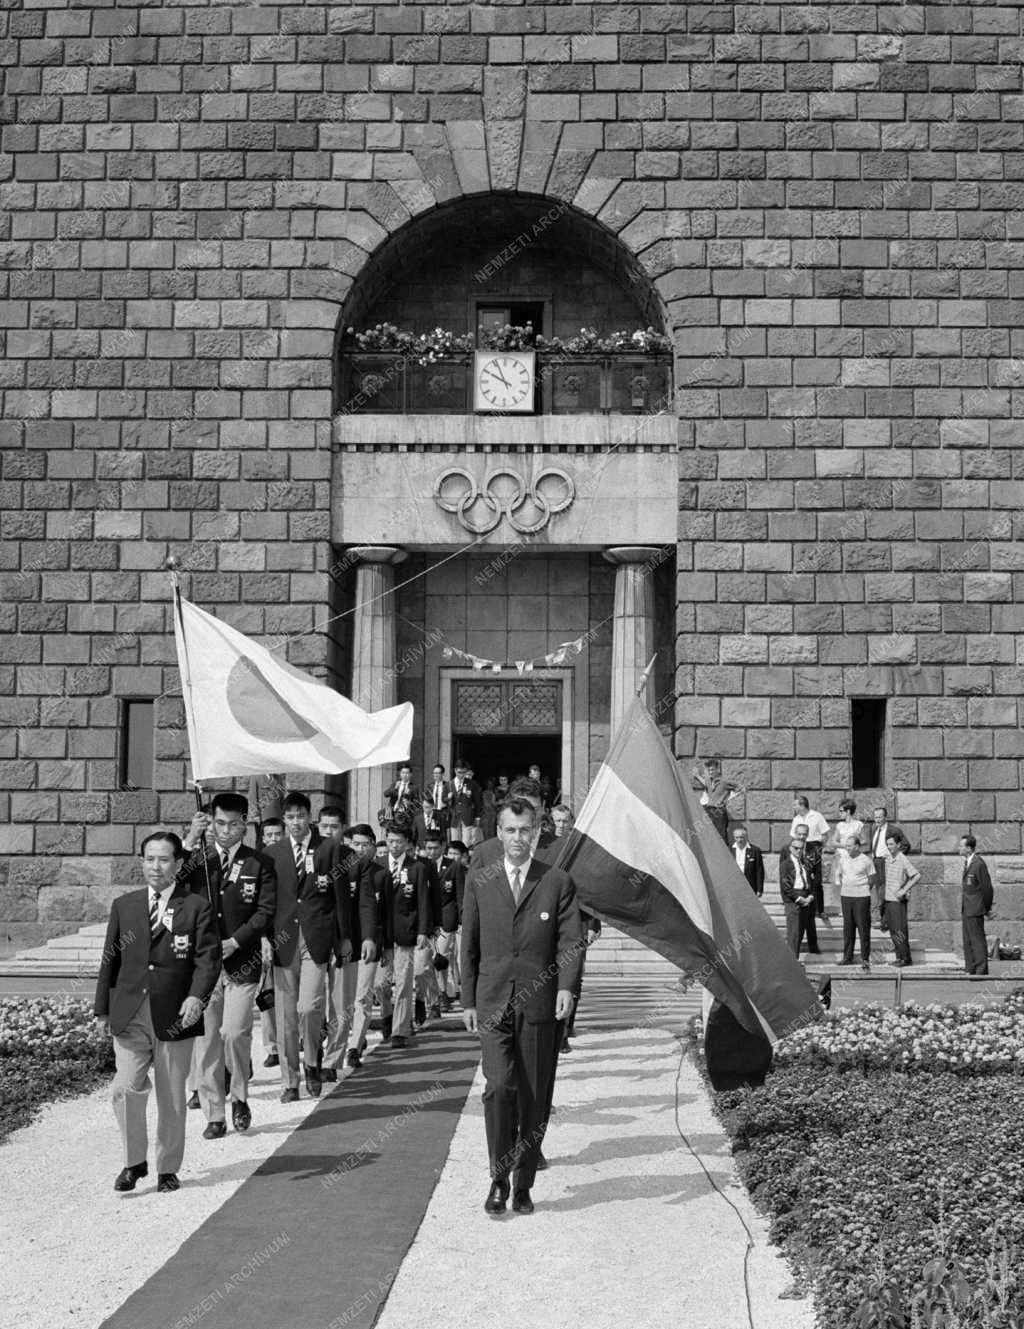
[636, 653, 658, 698]
[166, 555, 213, 904]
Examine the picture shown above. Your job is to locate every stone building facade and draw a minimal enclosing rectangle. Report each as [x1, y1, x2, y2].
[2, 0, 1023, 951]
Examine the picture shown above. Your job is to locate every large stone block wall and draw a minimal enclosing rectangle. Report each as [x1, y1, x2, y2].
[2, 0, 1023, 948]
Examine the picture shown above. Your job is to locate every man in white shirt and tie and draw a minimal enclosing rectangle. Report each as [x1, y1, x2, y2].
[779, 830, 818, 957]
[790, 795, 829, 918]
[868, 807, 909, 930]
[429, 763, 452, 840]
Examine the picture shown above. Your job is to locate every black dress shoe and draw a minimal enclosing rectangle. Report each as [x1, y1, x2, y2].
[484, 1179, 510, 1215]
[203, 1120, 227, 1140]
[390, 1034, 408, 1049]
[187, 1091, 201, 1110]
[345, 1049, 361, 1069]
[280, 1087, 299, 1103]
[512, 1188, 534, 1215]
[157, 1173, 180, 1193]
[304, 1065, 322, 1098]
[536, 1151, 549, 1171]
[114, 1162, 148, 1192]
[232, 1100, 252, 1133]
[264, 1053, 280, 1068]
[320, 1067, 338, 1083]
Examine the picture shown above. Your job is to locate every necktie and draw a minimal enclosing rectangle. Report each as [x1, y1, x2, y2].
[149, 891, 161, 939]
[435, 782, 442, 810]
[874, 828, 883, 856]
[510, 867, 522, 906]
[218, 847, 228, 873]
[294, 842, 306, 887]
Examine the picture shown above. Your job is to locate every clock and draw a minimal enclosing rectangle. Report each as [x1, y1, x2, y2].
[473, 350, 536, 414]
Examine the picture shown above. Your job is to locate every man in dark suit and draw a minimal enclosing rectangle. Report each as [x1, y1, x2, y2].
[867, 807, 910, 929]
[94, 831, 220, 1193]
[375, 821, 430, 1047]
[779, 831, 818, 958]
[265, 791, 350, 1100]
[730, 824, 765, 897]
[426, 763, 453, 839]
[348, 823, 392, 1065]
[433, 839, 466, 1011]
[461, 798, 583, 1216]
[959, 834, 994, 974]
[451, 761, 483, 848]
[321, 822, 363, 1082]
[180, 791, 276, 1136]
[383, 764, 419, 827]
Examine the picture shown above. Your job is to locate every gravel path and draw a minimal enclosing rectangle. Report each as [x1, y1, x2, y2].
[375, 1026, 812, 1329]
[0, 1029, 324, 1329]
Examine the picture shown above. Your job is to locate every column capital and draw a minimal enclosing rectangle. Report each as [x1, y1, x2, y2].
[603, 545, 663, 567]
[348, 545, 408, 567]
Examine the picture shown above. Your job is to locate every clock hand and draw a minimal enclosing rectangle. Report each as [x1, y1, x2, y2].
[488, 366, 512, 389]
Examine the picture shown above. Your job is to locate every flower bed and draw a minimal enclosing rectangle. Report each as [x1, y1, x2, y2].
[712, 996, 1024, 1327]
[0, 996, 114, 1144]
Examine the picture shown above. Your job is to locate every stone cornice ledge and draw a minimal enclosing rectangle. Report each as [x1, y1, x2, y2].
[331, 413, 680, 453]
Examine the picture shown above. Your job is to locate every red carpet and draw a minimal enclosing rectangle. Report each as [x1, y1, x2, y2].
[100, 1025, 480, 1329]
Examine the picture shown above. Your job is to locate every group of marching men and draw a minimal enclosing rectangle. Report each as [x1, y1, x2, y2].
[94, 771, 588, 1195]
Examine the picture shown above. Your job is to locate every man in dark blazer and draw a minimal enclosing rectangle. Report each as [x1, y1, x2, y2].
[180, 791, 276, 1135]
[321, 829, 364, 1081]
[348, 823, 392, 1065]
[373, 821, 431, 1047]
[265, 791, 350, 1100]
[94, 831, 220, 1193]
[383, 764, 419, 828]
[730, 824, 765, 897]
[461, 798, 583, 1216]
[959, 834, 994, 974]
[451, 761, 484, 848]
[779, 832, 818, 958]
[426, 763, 453, 839]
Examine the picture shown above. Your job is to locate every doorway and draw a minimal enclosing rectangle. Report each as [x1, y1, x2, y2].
[453, 733, 562, 804]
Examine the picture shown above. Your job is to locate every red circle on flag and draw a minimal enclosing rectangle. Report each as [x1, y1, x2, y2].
[226, 657, 318, 743]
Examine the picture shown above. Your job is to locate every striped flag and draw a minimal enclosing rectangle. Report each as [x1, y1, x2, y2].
[553, 699, 823, 1043]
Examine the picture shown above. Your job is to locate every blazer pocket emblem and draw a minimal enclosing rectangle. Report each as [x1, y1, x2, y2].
[316, 874, 329, 894]
[172, 933, 190, 956]
[403, 883, 414, 898]
[240, 880, 256, 903]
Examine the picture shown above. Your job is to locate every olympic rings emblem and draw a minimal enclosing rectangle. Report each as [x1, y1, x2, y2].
[433, 467, 575, 535]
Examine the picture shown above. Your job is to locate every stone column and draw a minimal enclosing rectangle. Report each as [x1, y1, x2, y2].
[604, 546, 661, 740]
[348, 545, 408, 824]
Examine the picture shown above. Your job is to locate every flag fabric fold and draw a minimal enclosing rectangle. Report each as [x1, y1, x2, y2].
[553, 698, 822, 1043]
[173, 595, 413, 780]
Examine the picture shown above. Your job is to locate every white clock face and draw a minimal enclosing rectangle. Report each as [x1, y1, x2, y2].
[475, 352, 535, 412]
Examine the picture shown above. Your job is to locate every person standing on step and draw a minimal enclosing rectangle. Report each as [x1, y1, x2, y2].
[836, 834, 876, 971]
[451, 761, 484, 848]
[95, 831, 220, 1194]
[868, 807, 910, 933]
[180, 792, 276, 1137]
[461, 798, 582, 1217]
[791, 794, 829, 919]
[882, 834, 920, 967]
[692, 757, 739, 845]
[731, 824, 765, 897]
[779, 829, 818, 958]
[959, 834, 994, 975]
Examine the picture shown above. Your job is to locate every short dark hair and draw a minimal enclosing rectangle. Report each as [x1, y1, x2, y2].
[509, 776, 542, 801]
[424, 831, 444, 845]
[283, 791, 311, 813]
[839, 799, 857, 815]
[498, 797, 537, 826]
[873, 806, 887, 817]
[211, 792, 249, 818]
[384, 820, 412, 841]
[794, 794, 809, 809]
[141, 830, 185, 860]
[432, 763, 445, 774]
[448, 840, 467, 854]
[349, 823, 375, 840]
[961, 834, 977, 851]
[318, 804, 344, 821]
[261, 817, 283, 832]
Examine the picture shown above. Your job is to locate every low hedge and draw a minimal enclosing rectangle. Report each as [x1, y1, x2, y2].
[713, 998, 1024, 1328]
[0, 996, 114, 1144]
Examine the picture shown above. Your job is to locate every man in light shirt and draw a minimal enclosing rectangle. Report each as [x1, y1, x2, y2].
[835, 835, 876, 971]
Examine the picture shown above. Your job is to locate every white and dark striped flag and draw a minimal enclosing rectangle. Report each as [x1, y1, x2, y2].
[554, 698, 823, 1044]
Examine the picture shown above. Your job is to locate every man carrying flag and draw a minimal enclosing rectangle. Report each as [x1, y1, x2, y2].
[553, 698, 823, 1062]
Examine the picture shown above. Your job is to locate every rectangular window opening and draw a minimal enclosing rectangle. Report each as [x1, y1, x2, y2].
[120, 699, 155, 790]
[851, 697, 886, 788]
